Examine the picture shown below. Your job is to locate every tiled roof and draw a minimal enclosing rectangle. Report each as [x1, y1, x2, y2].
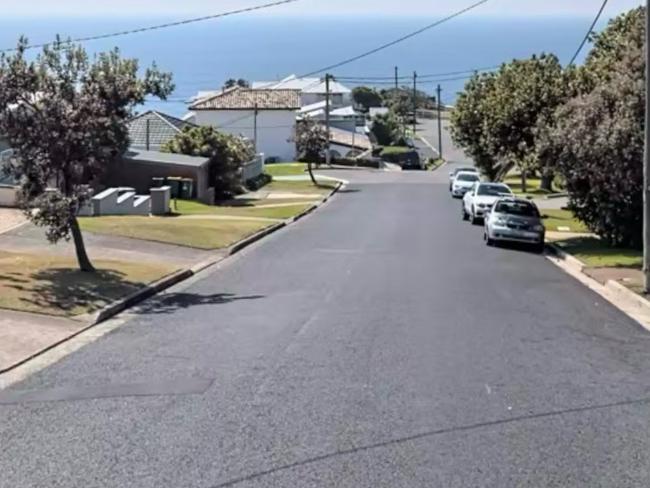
[128, 111, 195, 150]
[190, 87, 301, 111]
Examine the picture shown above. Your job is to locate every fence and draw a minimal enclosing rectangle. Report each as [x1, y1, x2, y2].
[241, 153, 265, 183]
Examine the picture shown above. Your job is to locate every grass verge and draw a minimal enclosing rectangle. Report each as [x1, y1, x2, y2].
[264, 162, 307, 177]
[380, 146, 412, 156]
[553, 237, 642, 268]
[0, 250, 177, 316]
[175, 200, 313, 220]
[79, 216, 272, 250]
[541, 209, 589, 233]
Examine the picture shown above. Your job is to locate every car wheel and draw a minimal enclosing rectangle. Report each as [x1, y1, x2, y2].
[534, 242, 545, 254]
[470, 207, 479, 225]
[462, 204, 469, 221]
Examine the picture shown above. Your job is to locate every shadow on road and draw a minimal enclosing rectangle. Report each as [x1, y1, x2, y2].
[133, 292, 265, 315]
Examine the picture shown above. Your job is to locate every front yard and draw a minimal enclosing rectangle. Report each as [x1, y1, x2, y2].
[0, 250, 177, 316]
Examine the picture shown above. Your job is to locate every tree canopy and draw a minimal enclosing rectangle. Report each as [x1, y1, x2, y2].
[0, 38, 173, 271]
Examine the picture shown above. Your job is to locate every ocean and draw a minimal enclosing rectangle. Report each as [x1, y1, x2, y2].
[0, 15, 599, 117]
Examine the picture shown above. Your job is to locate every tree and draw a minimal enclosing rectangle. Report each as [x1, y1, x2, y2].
[352, 86, 382, 112]
[0, 38, 173, 271]
[450, 72, 500, 180]
[164, 126, 254, 200]
[224, 78, 250, 89]
[538, 7, 645, 247]
[370, 112, 401, 146]
[294, 118, 328, 185]
[481, 54, 566, 192]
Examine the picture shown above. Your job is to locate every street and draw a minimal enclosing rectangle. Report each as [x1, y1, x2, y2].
[2, 165, 650, 486]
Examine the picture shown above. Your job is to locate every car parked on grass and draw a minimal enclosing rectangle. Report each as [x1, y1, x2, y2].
[449, 166, 479, 191]
[462, 182, 513, 224]
[484, 197, 546, 253]
[451, 171, 481, 198]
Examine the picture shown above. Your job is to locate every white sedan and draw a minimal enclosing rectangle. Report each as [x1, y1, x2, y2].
[462, 182, 513, 224]
[451, 171, 481, 198]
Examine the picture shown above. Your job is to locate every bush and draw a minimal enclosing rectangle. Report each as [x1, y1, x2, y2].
[371, 112, 401, 146]
[245, 173, 272, 191]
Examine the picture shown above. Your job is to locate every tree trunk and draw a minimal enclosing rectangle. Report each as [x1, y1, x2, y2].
[521, 170, 528, 194]
[540, 172, 554, 192]
[307, 160, 318, 186]
[70, 216, 95, 272]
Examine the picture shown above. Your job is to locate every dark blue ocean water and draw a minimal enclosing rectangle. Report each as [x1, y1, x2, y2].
[0, 15, 598, 116]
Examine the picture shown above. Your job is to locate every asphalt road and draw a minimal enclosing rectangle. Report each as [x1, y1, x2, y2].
[3, 165, 650, 487]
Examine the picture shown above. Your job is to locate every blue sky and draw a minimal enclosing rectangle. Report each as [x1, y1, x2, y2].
[2, 0, 644, 18]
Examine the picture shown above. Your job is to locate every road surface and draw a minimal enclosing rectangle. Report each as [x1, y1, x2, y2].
[2, 166, 650, 487]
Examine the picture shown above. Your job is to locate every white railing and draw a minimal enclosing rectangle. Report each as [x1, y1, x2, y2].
[241, 153, 265, 183]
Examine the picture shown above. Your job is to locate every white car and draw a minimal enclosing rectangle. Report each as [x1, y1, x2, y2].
[449, 166, 479, 191]
[451, 171, 481, 198]
[462, 182, 513, 224]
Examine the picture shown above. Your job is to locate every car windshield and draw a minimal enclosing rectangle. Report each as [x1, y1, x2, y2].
[495, 201, 539, 217]
[454, 168, 476, 176]
[477, 184, 510, 196]
[457, 173, 480, 182]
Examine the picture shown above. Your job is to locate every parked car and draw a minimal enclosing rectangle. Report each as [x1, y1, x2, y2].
[451, 171, 481, 198]
[462, 182, 513, 224]
[449, 166, 479, 191]
[484, 197, 546, 253]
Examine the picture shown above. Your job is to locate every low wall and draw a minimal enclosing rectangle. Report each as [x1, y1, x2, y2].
[242, 154, 265, 183]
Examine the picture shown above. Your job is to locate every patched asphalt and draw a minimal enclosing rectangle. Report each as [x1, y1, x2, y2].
[2, 163, 650, 487]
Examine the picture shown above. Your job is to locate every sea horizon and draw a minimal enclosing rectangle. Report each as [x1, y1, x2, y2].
[0, 14, 607, 116]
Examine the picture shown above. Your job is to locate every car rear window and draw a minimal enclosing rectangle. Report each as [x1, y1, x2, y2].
[477, 184, 511, 196]
[457, 173, 480, 182]
[495, 201, 539, 217]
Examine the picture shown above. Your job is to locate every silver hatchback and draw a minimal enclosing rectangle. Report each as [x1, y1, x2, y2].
[484, 198, 545, 253]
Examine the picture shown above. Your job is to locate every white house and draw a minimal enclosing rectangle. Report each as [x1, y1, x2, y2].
[253, 74, 352, 108]
[188, 87, 301, 162]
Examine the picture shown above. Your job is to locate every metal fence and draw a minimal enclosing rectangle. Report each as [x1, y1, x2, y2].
[241, 153, 265, 183]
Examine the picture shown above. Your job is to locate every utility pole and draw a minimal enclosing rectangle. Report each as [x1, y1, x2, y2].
[145, 118, 150, 151]
[437, 84, 443, 160]
[412, 71, 417, 137]
[394, 66, 399, 91]
[325, 73, 332, 166]
[253, 103, 258, 154]
[643, 0, 650, 293]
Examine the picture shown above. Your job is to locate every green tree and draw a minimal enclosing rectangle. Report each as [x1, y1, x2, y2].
[0, 38, 173, 271]
[164, 126, 254, 200]
[294, 118, 328, 185]
[538, 7, 645, 247]
[371, 112, 401, 146]
[450, 72, 500, 180]
[224, 78, 250, 89]
[352, 86, 382, 112]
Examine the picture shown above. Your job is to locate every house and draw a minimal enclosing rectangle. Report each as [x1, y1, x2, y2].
[127, 110, 196, 151]
[253, 74, 352, 108]
[369, 107, 390, 118]
[104, 149, 214, 204]
[299, 101, 365, 132]
[188, 87, 301, 162]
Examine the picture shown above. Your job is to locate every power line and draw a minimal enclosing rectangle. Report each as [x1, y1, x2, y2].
[299, 0, 492, 77]
[568, 0, 609, 66]
[335, 66, 499, 81]
[0, 0, 301, 53]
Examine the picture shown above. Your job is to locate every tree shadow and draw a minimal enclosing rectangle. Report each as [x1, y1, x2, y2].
[17, 268, 144, 314]
[133, 292, 265, 315]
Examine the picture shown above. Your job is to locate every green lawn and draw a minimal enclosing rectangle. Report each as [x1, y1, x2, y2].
[541, 209, 589, 233]
[0, 250, 177, 316]
[264, 162, 307, 177]
[175, 199, 312, 220]
[554, 237, 643, 268]
[380, 146, 412, 155]
[79, 216, 272, 250]
[503, 176, 552, 197]
[426, 158, 445, 171]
